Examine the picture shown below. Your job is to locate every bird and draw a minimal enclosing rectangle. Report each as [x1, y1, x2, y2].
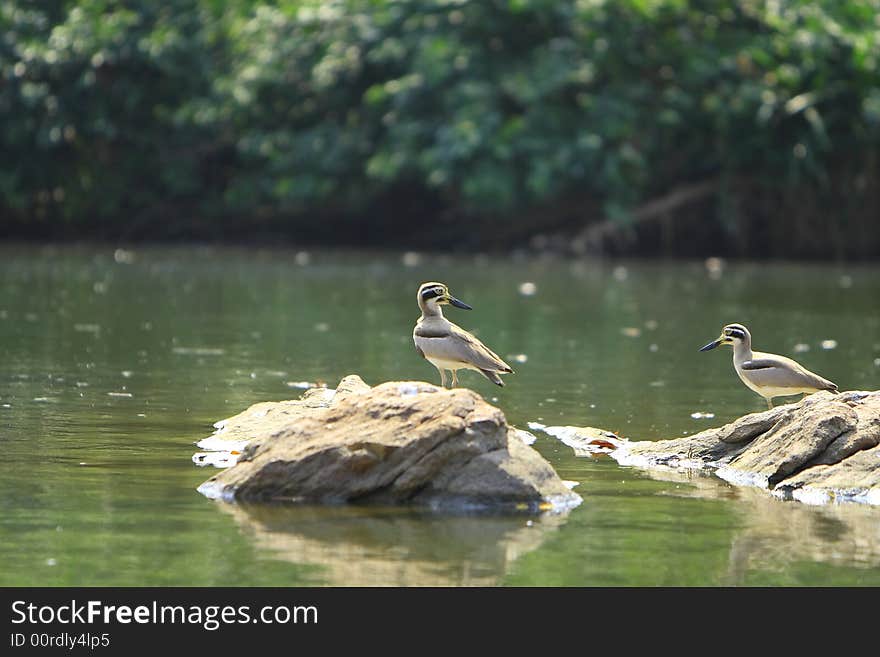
[413, 281, 514, 388]
[699, 323, 838, 409]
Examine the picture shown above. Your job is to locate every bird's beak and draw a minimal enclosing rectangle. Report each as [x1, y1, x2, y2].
[699, 337, 723, 352]
[446, 295, 472, 310]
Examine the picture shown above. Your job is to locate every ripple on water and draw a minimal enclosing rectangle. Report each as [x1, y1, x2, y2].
[171, 347, 225, 356]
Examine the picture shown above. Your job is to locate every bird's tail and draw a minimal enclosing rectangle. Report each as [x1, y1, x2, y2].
[819, 377, 839, 393]
[480, 369, 505, 387]
[804, 369, 838, 394]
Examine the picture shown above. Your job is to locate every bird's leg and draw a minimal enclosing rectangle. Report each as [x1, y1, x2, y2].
[451, 370, 458, 388]
[766, 398, 773, 410]
[437, 367, 447, 388]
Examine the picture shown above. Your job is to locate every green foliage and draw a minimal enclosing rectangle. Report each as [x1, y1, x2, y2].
[1, 1, 879, 254]
[2, 2, 212, 225]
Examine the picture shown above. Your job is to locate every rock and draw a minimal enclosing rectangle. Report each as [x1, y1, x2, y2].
[193, 374, 369, 456]
[808, 398, 880, 467]
[196, 376, 582, 513]
[718, 395, 859, 488]
[599, 427, 747, 469]
[539, 390, 880, 505]
[714, 406, 790, 444]
[776, 445, 880, 505]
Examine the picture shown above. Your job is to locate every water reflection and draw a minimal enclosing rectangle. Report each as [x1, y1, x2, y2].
[2, 245, 879, 586]
[217, 503, 569, 586]
[638, 467, 880, 583]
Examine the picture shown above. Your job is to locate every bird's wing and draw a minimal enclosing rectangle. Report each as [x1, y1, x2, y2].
[742, 355, 836, 391]
[414, 318, 513, 373]
[449, 324, 513, 372]
[740, 358, 780, 371]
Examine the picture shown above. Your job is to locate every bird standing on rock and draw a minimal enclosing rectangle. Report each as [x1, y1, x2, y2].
[699, 323, 838, 409]
[413, 282, 514, 388]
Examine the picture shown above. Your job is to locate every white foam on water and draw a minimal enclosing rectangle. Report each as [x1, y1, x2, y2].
[196, 480, 235, 501]
[73, 323, 100, 333]
[715, 465, 770, 490]
[785, 487, 831, 505]
[196, 435, 249, 452]
[192, 451, 240, 469]
[787, 485, 880, 506]
[172, 346, 225, 356]
[510, 428, 537, 445]
[544, 492, 584, 513]
[533, 423, 622, 456]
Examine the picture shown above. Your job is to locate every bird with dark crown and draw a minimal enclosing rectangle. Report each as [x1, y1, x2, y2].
[699, 323, 838, 408]
[413, 282, 513, 388]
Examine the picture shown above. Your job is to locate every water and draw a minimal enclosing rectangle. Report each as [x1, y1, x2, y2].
[1, 245, 879, 586]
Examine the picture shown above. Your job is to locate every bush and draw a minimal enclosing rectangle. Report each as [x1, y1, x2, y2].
[2, 1, 879, 256]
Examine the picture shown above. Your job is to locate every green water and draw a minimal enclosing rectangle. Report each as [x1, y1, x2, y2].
[1, 244, 879, 587]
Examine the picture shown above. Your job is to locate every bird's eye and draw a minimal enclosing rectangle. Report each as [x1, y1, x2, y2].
[436, 288, 444, 295]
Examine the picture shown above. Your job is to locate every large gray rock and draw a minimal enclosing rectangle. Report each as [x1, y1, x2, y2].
[194, 375, 368, 454]
[196, 376, 581, 513]
[538, 390, 880, 505]
[719, 395, 859, 488]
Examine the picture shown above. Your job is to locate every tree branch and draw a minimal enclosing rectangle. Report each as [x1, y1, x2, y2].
[575, 178, 720, 250]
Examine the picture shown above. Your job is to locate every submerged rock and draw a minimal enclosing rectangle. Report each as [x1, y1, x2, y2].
[196, 375, 581, 513]
[527, 422, 622, 457]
